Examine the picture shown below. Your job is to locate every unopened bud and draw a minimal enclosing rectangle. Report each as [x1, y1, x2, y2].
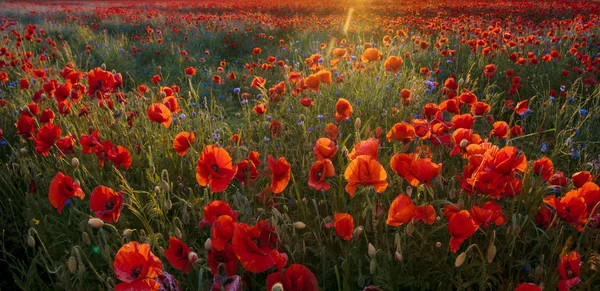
[459, 139, 469, 148]
[271, 283, 284, 291]
[188, 251, 198, 262]
[162, 181, 170, 192]
[294, 222, 306, 229]
[368, 243, 376, 258]
[369, 259, 376, 274]
[436, 242, 442, 248]
[68, 256, 77, 273]
[72, 158, 80, 168]
[353, 226, 364, 238]
[166, 199, 172, 210]
[20, 148, 27, 154]
[101, 63, 106, 70]
[395, 251, 403, 262]
[455, 252, 467, 267]
[88, 218, 104, 228]
[154, 186, 161, 193]
[354, 118, 362, 131]
[487, 244, 497, 263]
[174, 228, 182, 239]
[160, 91, 167, 98]
[204, 238, 212, 250]
[122, 229, 134, 238]
[82, 232, 91, 245]
[27, 235, 35, 248]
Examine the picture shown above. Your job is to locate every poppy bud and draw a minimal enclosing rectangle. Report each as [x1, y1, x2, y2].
[271, 283, 284, 291]
[88, 218, 104, 228]
[122, 229, 134, 238]
[406, 222, 414, 236]
[68, 256, 77, 273]
[459, 139, 469, 148]
[188, 251, 198, 262]
[101, 63, 106, 70]
[368, 243, 376, 258]
[27, 234, 35, 248]
[395, 251, 403, 262]
[455, 252, 467, 267]
[406, 186, 412, 197]
[294, 221, 306, 229]
[174, 228, 182, 239]
[154, 186, 161, 193]
[82, 232, 91, 245]
[369, 259, 376, 274]
[353, 226, 364, 237]
[41, 93, 47, 100]
[436, 242, 442, 248]
[166, 199, 172, 210]
[20, 148, 27, 154]
[204, 238, 212, 250]
[535, 265, 544, 281]
[160, 91, 167, 98]
[354, 117, 362, 131]
[156, 66, 162, 71]
[72, 158, 80, 168]
[78, 261, 86, 273]
[458, 78, 464, 86]
[487, 244, 496, 263]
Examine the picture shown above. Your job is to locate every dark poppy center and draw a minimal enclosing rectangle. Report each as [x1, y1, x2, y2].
[130, 266, 143, 279]
[105, 200, 114, 210]
[211, 164, 219, 172]
[316, 169, 323, 178]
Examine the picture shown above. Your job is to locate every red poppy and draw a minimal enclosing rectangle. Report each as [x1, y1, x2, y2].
[544, 190, 587, 231]
[196, 145, 238, 193]
[344, 155, 388, 197]
[334, 98, 353, 123]
[384, 56, 403, 73]
[448, 210, 478, 253]
[535, 206, 554, 229]
[253, 103, 267, 115]
[35, 123, 61, 156]
[87, 67, 117, 96]
[515, 100, 529, 115]
[208, 244, 238, 277]
[79, 130, 101, 154]
[469, 201, 505, 228]
[173, 132, 195, 156]
[390, 153, 442, 187]
[572, 171, 592, 188]
[49, 172, 85, 214]
[164, 236, 193, 274]
[39, 108, 55, 123]
[386, 194, 417, 226]
[199, 200, 238, 228]
[106, 145, 132, 170]
[265, 264, 319, 291]
[386, 122, 415, 144]
[515, 283, 541, 291]
[308, 159, 335, 191]
[163, 96, 180, 113]
[451, 114, 476, 129]
[231, 221, 287, 273]
[113, 241, 162, 290]
[333, 213, 354, 241]
[450, 128, 482, 157]
[16, 114, 37, 139]
[347, 138, 379, 160]
[313, 138, 338, 160]
[90, 186, 124, 222]
[250, 76, 266, 88]
[151, 74, 161, 84]
[471, 102, 491, 116]
[415, 205, 436, 225]
[533, 156, 554, 181]
[146, 103, 172, 128]
[211, 215, 235, 251]
[488, 121, 506, 139]
[185, 67, 196, 76]
[557, 251, 581, 291]
[268, 155, 291, 194]
[56, 136, 75, 156]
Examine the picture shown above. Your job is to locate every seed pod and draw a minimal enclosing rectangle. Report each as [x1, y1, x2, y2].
[487, 243, 497, 263]
[27, 234, 35, 248]
[455, 252, 467, 267]
[368, 243, 376, 258]
[88, 218, 104, 228]
[82, 232, 91, 245]
[294, 222, 306, 229]
[68, 256, 77, 273]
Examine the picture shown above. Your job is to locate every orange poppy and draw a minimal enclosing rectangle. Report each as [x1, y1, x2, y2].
[253, 103, 267, 115]
[313, 138, 338, 160]
[334, 98, 353, 123]
[384, 56, 404, 73]
[232, 221, 288, 273]
[250, 76, 266, 88]
[113, 241, 162, 290]
[49, 172, 85, 214]
[173, 132, 195, 156]
[386, 194, 417, 226]
[347, 138, 379, 160]
[195, 145, 238, 193]
[533, 156, 554, 181]
[163, 96, 180, 113]
[333, 213, 354, 241]
[515, 100, 529, 115]
[415, 205, 436, 225]
[469, 201, 505, 228]
[325, 123, 339, 141]
[90, 186, 123, 222]
[344, 155, 388, 197]
[268, 155, 291, 194]
[412, 119, 431, 139]
[317, 70, 332, 85]
[211, 215, 235, 252]
[544, 190, 588, 231]
[266, 264, 319, 291]
[198, 200, 238, 228]
[490, 121, 509, 139]
[448, 210, 478, 253]
[451, 114, 476, 129]
[450, 128, 482, 157]
[164, 236, 193, 274]
[361, 47, 382, 62]
[35, 123, 61, 156]
[308, 159, 335, 191]
[146, 103, 172, 128]
[390, 153, 442, 186]
[471, 102, 491, 116]
[386, 122, 415, 144]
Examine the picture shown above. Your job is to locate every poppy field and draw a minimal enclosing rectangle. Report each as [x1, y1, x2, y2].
[1, 0, 600, 290]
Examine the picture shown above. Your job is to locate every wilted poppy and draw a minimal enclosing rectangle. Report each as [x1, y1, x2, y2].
[49, 172, 85, 214]
[344, 155, 388, 197]
[113, 241, 162, 290]
[164, 236, 193, 274]
[333, 213, 354, 241]
[265, 264, 319, 291]
[196, 145, 238, 193]
[90, 186, 123, 222]
[268, 155, 291, 194]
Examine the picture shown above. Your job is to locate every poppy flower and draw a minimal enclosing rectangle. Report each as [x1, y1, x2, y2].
[39, 108, 55, 123]
[490, 121, 509, 139]
[232, 221, 288, 273]
[234, 157, 259, 186]
[557, 251, 582, 291]
[469, 201, 505, 228]
[544, 190, 587, 231]
[471, 102, 491, 115]
[334, 98, 353, 123]
[451, 114, 476, 129]
[250, 76, 266, 88]
[211, 215, 235, 251]
[386, 194, 417, 226]
[450, 128, 482, 157]
[113, 241, 162, 290]
[199, 200, 238, 228]
[90, 186, 124, 222]
[268, 155, 291, 194]
[106, 145, 132, 170]
[151, 75, 161, 84]
[253, 103, 267, 115]
[196, 145, 238, 193]
[87, 67, 117, 96]
[79, 130, 101, 154]
[347, 138, 379, 160]
[386, 122, 415, 144]
[515, 100, 529, 115]
[325, 123, 339, 141]
[49, 172, 85, 214]
[384, 56, 403, 73]
[510, 125, 525, 137]
[533, 157, 554, 181]
[390, 153, 442, 187]
[313, 138, 338, 160]
[515, 283, 541, 291]
[56, 136, 75, 156]
[163, 96, 180, 113]
[448, 210, 478, 253]
[265, 264, 319, 291]
[439, 98, 460, 115]
[185, 67, 196, 76]
[15, 114, 37, 139]
[164, 236, 193, 274]
[344, 155, 388, 197]
[208, 244, 238, 277]
[308, 159, 335, 191]
[400, 89, 412, 105]
[317, 70, 332, 85]
[535, 205, 554, 229]
[173, 132, 195, 156]
[146, 103, 172, 128]
[361, 48, 382, 62]
[423, 103, 440, 119]
[572, 171, 592, 188]
[35, 123, 61, 156]
[483, 64, 497, 78]
[415, 205, 436, 225]
[333, 213, 354, 241]
[19, 78, 30, 89]
[300, 97, 314, 107]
